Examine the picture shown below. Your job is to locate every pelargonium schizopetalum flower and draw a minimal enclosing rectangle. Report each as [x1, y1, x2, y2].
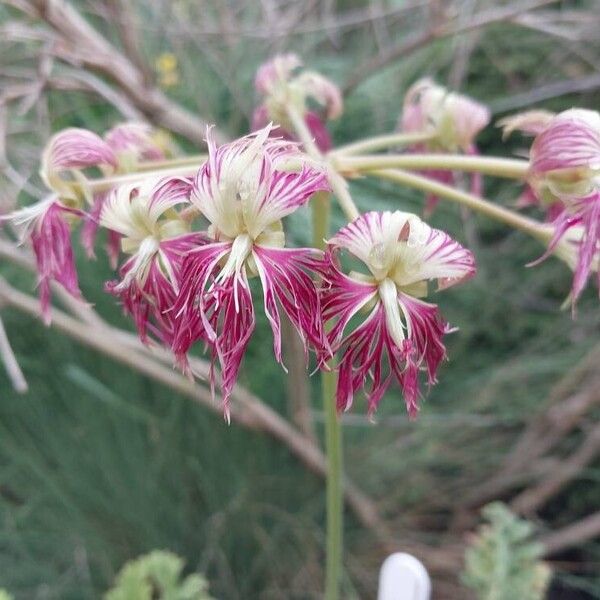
[101, 176, 202, 345]
[322, 211, 476, 417]
[400, 78, 490, 213]
[504, 108, 600, 303]
[252, 54, 343, 152]
[171, 125, 331, 417]
[3, 123, 172, 321]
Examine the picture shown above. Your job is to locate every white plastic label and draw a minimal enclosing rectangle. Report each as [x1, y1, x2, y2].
[377, 552, 431, 600]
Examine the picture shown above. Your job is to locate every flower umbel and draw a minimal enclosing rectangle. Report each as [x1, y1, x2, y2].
[322, 211, 475, 417]
[172, 125, 331, 416]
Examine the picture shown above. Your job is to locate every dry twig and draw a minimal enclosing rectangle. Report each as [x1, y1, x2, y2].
[343, 0, 559, 94]
[7, 0, 227, 146]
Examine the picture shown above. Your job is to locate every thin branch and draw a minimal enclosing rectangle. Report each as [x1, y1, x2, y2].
[48, 71, 143, 120]
[490, 73, 600, 114]
[343, 0, 560, 95]
[0, 313, 28, 393]
[461, 346, 600, 508]
[17, 0, 227, 146]
[511, 422, 600, 515]
[541, 512, 600, 556]
[105, 0, 154, 86]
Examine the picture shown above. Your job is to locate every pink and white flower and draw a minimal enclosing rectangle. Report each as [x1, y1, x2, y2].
[322, 211, 475, 417]
[78, 123, 170, 260]
[171, 125, 330, 416]
[5, 198, 83, 324]
[508, 109, 600, 303]
[4, 128, 118, 320]
[101, 175, 199, 345]
[252, 54, 343, 152]
[400, 78, 490, 213]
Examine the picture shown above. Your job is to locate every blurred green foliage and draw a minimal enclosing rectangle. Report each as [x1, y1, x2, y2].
[104, 551, 213, 600]
[462, 503, 551, 600]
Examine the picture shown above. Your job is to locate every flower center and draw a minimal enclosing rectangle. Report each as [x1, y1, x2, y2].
[217, 233, 254, 281]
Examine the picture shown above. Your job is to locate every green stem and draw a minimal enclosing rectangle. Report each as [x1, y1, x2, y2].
[311, 187, 343, 600]
[329, 131, 435, 157]
[136, 154, 207, 170]
[371, 168, 547, 239]
[285, 104, 360, 221]
[312, 192, 331, 249]
[323, 367, 343, 600]
[87, 163, 201, 192]
[334, 153, 530, 180]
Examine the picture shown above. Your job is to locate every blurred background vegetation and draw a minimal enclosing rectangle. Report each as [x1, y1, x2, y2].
[0, 0, 599, 598]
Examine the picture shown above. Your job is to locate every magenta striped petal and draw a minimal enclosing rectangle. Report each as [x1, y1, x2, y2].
[530, 110, 600, 176]
[498, 110, 555, 138]
[44, 128, 117, 172]
[329, 211, 475, 289]
[253, 246, 330, 365]
[418, 225, 476, 290]
[295, 72, 343, 120]
[401, 78, 489, 151]
[254, 54, 302, 95]
[107, 233, 202, 345]
[193, 126, 329, 239]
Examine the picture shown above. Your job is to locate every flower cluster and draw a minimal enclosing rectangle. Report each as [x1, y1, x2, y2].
[503, 108, 600, 304]
[400, 78, 490, 213]
[4, 117, 475, 420]
[252, 53, 343, 151]
[4, 55, 598, 423]
[4, 123, 171, 322]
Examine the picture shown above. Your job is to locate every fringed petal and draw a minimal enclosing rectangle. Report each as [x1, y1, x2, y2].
[172, 241, 255, 417]
[333, 292, 451, 418]
[253, 245, 330, 365]
[107, 233, 202, 345]
[541, 191, 600, 304]
[29, 201, 82, 323]
[324, 210, 472, 416]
